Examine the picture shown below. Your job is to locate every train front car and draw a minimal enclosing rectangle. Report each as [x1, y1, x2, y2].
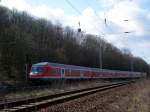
[29, 62, 50, 80]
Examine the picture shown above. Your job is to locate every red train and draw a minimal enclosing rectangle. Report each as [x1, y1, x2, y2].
[29, 62, 147, 80]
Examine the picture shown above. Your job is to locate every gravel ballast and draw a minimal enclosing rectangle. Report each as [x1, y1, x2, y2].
[38, 79, 150, 112]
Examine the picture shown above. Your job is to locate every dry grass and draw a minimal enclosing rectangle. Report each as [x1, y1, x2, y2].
[1, 80, 108, 102]
[115, 79, 150, 112]
[105, 79, 150, 112]
[38, 79, 150, 112]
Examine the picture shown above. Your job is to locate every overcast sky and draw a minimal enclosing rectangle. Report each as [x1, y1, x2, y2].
[0, 0, 150, 63]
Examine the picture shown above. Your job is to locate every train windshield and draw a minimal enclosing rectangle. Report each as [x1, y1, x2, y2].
[31, 66, 45, 73]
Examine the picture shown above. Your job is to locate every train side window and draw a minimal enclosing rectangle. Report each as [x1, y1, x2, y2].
[52, 68, 61, 75]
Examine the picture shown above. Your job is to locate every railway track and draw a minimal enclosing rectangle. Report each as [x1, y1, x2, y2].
[0, 81, 134, 112]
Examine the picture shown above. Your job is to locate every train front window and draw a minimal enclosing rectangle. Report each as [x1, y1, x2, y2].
[31, 66, 45, 73]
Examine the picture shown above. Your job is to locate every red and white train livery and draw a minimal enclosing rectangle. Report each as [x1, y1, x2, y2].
[29, 62, 146, 80]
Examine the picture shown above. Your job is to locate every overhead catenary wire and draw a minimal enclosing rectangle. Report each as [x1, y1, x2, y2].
[85, 1, 106, 35]
[86, 1, 106, 26]
[65, 0, 105, 36]
[65, 0, 82, 15]
[65, 0, 83, 32]
[93, 0, 124, 32]
[94, 0, 128, 35]
[95, 0, 135, 34]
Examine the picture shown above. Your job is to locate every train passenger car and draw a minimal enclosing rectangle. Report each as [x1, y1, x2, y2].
[29, 62, 147, 80]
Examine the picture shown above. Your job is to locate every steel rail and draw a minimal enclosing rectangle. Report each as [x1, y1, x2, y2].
[0, 81, 133, 112]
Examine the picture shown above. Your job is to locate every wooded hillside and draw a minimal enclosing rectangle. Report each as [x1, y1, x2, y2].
[0, 6, 149, 81]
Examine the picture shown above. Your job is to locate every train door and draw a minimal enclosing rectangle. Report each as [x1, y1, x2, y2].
[80, 70, 83, 78]
[61, 68, 65, 78]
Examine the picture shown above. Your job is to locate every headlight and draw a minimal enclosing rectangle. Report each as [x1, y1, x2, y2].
[30, 72, 38, 75]
[30, 72, 33, 75]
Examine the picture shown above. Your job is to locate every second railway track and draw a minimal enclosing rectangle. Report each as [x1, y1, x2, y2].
[0, 81, 134, 112]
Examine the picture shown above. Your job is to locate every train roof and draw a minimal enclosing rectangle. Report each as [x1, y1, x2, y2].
[32, 62, 141, 74]
[33, 62, 49, 66]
